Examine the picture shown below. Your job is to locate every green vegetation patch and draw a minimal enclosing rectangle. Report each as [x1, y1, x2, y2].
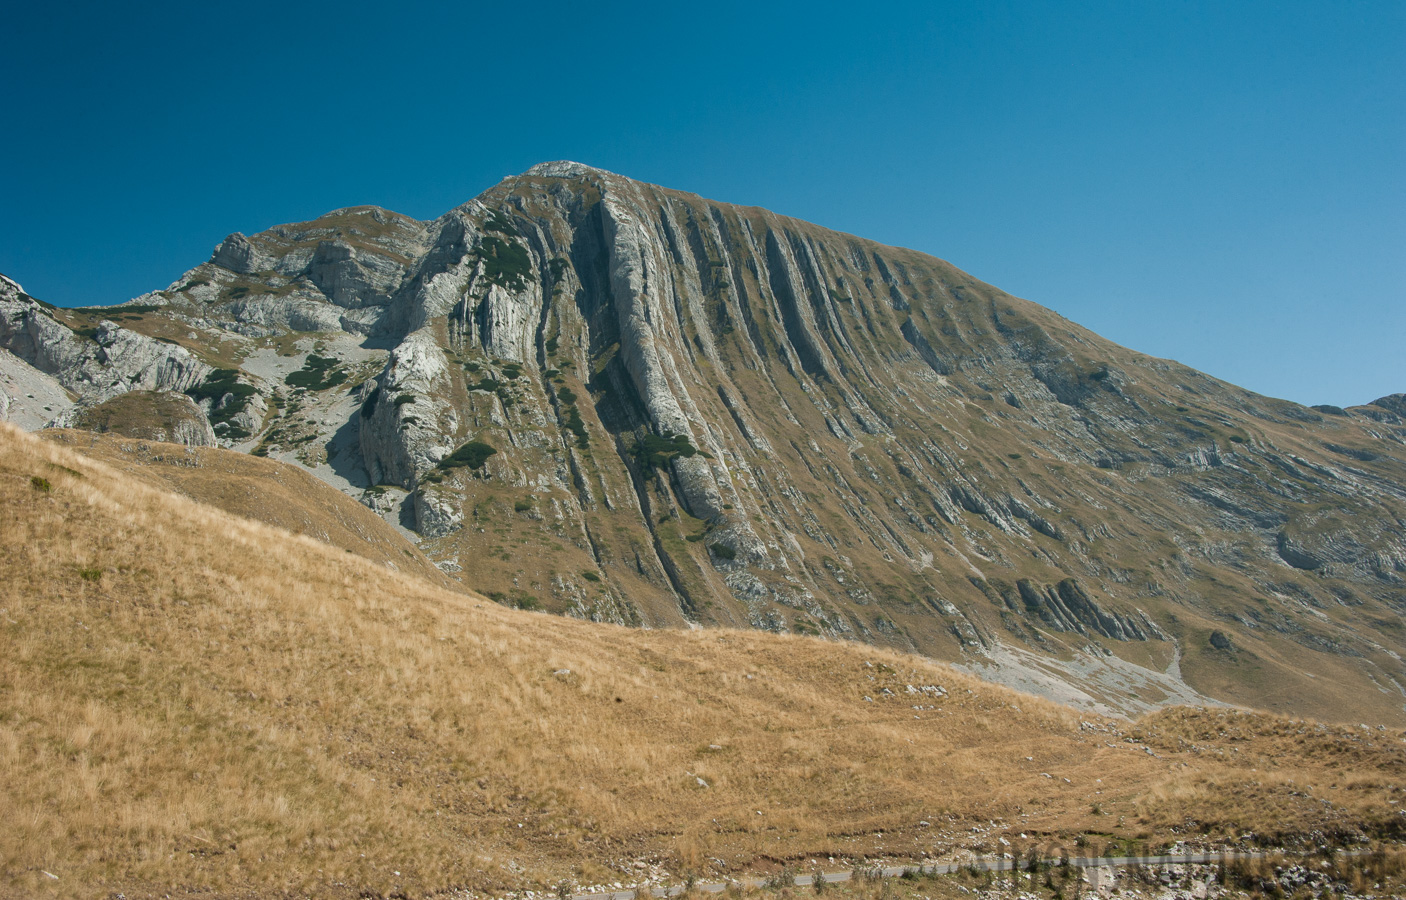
[67, 303, 162, 316]
[562, 406, 588, 448]
[634, 432, 699, 469]
[284, 354, 347, 390]
[552, 388, 588, 448]
[437, 440, 497, 472]
[709, 542, 736, 560]
[187, 369, 256, 437]
[484, 588, 540, 610]
[541, 386, 584, 451]
[559, 407, 587, 447]
[472, 236, 534, 292]
[482, 209, 518, 236]
[220, 279, 298, 302]
[187, 368, 254, 406]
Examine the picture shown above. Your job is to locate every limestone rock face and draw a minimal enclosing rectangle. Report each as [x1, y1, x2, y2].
[1368, 394, 1406, 419]
[413, 486, 463, 538]
[226, 295, 347, 334]
[0, 276, 92, 373]
[4, 164, 1405, 723]
[211, 232, 268, 274]
[86, 322, 211, 398]
[0, 347, 74, 429]
[359, 327, 457, 487]
[310, 239, 405, 309]
[0, 277, 211, 403]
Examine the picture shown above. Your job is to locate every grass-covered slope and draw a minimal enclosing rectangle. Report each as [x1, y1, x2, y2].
[38, 428, 453, 588]
[2, 422, 1404, 899]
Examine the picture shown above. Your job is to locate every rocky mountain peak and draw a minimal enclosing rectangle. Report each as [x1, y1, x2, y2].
[522, 160, 616, 180]
[1, 272, 26, 295]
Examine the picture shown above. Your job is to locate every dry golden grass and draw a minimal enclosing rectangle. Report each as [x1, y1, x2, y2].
[38, 428, 454, 587]
[0, 422, 1402, 899]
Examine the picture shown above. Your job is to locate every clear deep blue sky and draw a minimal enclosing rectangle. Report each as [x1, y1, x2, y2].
[3, 1, 1402, 406]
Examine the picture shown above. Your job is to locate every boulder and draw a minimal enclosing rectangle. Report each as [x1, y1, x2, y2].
[211, 232, 268, 274]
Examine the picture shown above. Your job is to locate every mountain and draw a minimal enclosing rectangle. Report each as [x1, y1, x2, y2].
[2, 161, 1403, 724]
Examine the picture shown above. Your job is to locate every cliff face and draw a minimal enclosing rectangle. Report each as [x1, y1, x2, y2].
[0, 274, 210, 402]
[4, 162, 1405, 722]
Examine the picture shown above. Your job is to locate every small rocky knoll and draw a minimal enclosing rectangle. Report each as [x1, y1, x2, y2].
[62, 390, 216, 446]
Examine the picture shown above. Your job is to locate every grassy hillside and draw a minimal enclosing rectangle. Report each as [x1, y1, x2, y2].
[1, 422, 1403, 899]
[38, 428, 453, 587]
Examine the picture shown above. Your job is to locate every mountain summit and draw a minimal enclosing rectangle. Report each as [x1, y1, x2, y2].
[3, 163, 1403, 722]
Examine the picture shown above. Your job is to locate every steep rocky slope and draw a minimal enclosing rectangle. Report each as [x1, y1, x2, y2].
[3, 163, 1403, 723]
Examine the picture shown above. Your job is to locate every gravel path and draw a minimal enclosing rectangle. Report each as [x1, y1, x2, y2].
[570, 849, 1333, 900]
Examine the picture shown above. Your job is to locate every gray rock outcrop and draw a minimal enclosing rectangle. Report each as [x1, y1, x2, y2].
[309, 239, 406, 309]
[211, 232, 268, 274]
[0, 346, 75, 429]
[0, 276, 211, 403]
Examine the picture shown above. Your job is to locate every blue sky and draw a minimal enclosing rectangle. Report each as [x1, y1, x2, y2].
[3, 1, 1401, 406]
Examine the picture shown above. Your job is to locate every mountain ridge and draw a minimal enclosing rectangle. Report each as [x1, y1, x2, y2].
[2, 162, 1403, 723]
